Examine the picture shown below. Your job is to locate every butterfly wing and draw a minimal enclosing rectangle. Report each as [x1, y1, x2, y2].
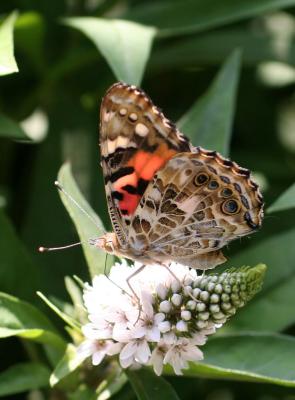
[128, 149, 264, 269]
[100, 82, 191, 245]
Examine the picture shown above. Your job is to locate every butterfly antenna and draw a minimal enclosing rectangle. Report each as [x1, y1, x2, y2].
[38, 241, 82, 252]
[54, 180, 105, 232]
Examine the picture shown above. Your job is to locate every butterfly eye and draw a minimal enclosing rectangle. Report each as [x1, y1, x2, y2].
[221, 199, 240, 215]
[194, 173, 209, 186]
[208, 180, 219, 190]
[221, 188, 233, 198]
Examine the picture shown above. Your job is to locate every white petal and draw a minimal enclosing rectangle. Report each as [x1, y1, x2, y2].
[88, 315, 109, 327]
[165, 351, 183, 375]
[125, 307, 141, 325]
[191, 332, 207, 346]
[112, 325, 132, 342]
[92, 350, 106, 366]
[81, 324, 98, 339]
[106, 342, 123, 356]
[163, 347, 173, 364]
[120, 342, 137, 360]
[119, 354, 134, 368]
[140, 290, 154, 318]
[131, 325, 147, 339]
[77, 339, 96, 360]
[147, 326, 160, 342]
[150, 348, 164, 376]
[135, 340, 151, 364]
[163, 331, 176, 345]
[185, 346, 204, 362]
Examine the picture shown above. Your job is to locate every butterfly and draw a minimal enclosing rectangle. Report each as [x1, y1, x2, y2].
[94, 82, 264, 270]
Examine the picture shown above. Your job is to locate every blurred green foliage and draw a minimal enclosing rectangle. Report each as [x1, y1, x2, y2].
[1, 0, 295, 399]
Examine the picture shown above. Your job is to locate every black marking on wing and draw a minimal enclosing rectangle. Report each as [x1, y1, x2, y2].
[105, 166, 135, 184]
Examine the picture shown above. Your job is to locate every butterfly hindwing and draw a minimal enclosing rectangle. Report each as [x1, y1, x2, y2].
[127, 149, 264, 269]
[100, 82, 191, 245]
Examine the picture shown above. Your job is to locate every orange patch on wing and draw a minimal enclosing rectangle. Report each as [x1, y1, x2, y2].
[128, 144, 177, 181]
[119, 192, 141, 215]
[131, 151, 151, 173]
[114, 144, 177, 216]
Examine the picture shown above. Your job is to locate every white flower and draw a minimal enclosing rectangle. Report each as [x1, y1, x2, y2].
[149, 340, 169, 376]
[78, 339, 122, 366]
[119, 339, 151, 368]
[79, 262, 211, 374]
[163, 337, 204, 375]
[78, 261, 261, 375]
[136, 290, 165, 342]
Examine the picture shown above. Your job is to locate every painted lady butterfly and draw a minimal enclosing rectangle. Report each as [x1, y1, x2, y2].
[94, 82, 264, 270]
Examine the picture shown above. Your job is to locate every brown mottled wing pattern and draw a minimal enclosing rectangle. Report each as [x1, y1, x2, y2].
[100, 82, 192, 246]
[128, 148, 264, 269]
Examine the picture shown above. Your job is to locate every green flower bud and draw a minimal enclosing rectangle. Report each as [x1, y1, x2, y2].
[186, 264, 266, 333]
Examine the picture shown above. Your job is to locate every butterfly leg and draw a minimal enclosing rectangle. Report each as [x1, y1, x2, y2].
[126, 264, 147, 324]
[101, 253, 133, 299]
[159, 263, 201, 303]
[95, 241, 136, 302]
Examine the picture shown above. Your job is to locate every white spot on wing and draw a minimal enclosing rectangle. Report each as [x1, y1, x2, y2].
[129, 112, 138, 121]
[135, 123, 149, 136]
[116, 136, 129, 149]
[178, 197, 197, 213]
[119, 108, 127, 116]
[103, 110, 110, 122]
[178, 171, 189, 186]
[107, 139, 117, 154]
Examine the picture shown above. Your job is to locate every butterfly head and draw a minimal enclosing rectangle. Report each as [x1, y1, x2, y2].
[89, 232, 119, 255]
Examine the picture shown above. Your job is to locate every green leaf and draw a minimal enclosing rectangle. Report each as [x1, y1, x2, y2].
[50, 344, 82, 387]
[0, 362, 50, 396]
[65, 276, 87, 323]
[184, 333, 295, 387]
[127, 0, 295, 37]
[57, 162, 112, 278]
[0, 209, 40, 302]
[97, 371, 128, 400]
[178, 49, 241, 156]
[224, 228, 295, 332]
[68, 385, 97, 400]
[0, 11, 19, 76]
[14, 12, 46, 73]
[63, 18, 156, 85]
[127, 368, 180, 400]
[37, 291, 81, 332]
[0, 292, 66, 351]
[151, 26, 290, 70]
[267, 182, 295, 213]
[0, 113, 28, 140]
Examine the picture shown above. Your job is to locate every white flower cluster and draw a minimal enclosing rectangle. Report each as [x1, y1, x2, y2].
[78, 261, 217, 375]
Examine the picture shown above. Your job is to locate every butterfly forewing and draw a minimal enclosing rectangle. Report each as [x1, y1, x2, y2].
[100, 82, 191, 244]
